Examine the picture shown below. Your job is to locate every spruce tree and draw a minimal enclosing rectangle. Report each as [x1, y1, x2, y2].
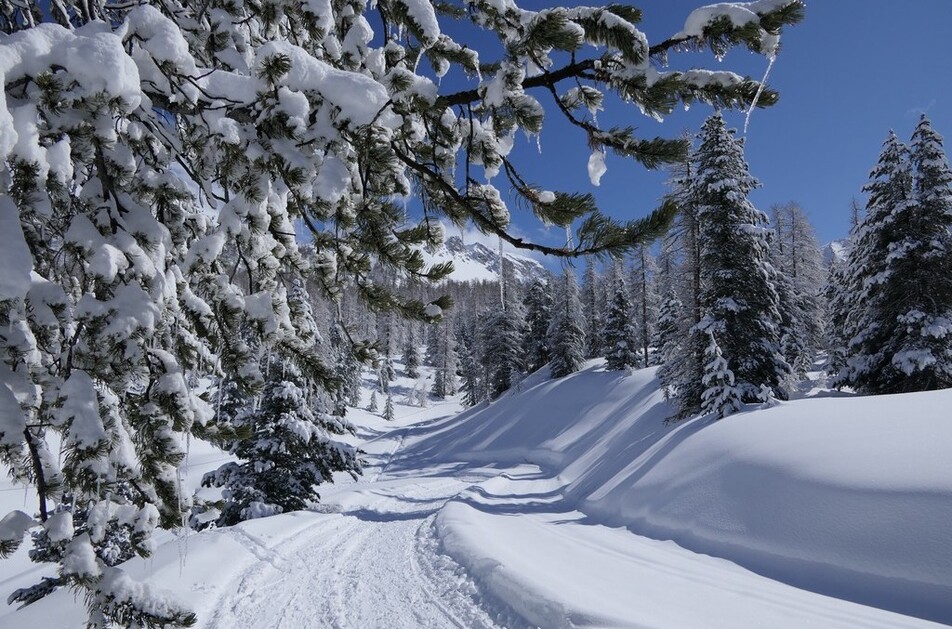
[836, 132, 914, 392]
[481, 297, 527, 398]
[700, 331, 744, 418]
[368, 391, 379, 413]
[203, 354, 359, 525]
[890, 116, 952, 390]
[548, 269, 587, 378]
[403, 327, 421, 379]
[383, 395, 395, 422]
[603, 273, 639, 371]
[693, 113, 788, 408]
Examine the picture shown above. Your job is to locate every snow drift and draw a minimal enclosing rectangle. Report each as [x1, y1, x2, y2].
[403, 361, 952, 623]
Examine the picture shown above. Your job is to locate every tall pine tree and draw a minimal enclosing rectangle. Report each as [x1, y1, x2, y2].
[693, 113, 788, 409]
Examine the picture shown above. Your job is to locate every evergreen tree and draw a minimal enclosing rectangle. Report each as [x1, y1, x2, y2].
[693, 113, 788, 409]
[603, 273, 639, 371]
[893, 116, 952, 390]
[523, 276, 554, 373]
[700, 331, 744, 418]
[368, 391, 379, 413]
[836, 132, 913, 392]
[457, 325, 485, 407]
[481, 298, 527, 398]
[383, 394, 395, 422]
[330, 322, 362, 416]
[402, 327, 421, 379]
[548, 269, 587, 378]
[838, 119, 952, 393]
[424, 324, 440, 368]
[203, 354, 359, 526]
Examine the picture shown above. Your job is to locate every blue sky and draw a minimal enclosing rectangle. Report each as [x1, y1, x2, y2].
[440, 1, 952, 254]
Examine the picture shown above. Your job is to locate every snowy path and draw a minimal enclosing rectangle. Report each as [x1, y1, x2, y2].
[199, 406, 514, 629]
[202, 478, 504, 629]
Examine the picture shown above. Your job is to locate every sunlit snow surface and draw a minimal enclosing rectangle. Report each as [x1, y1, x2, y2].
[1, 361, 949, 627]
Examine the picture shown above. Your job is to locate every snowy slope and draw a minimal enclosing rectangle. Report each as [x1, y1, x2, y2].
[1, 361, 948, 627]
[405, 362, 952, 625]
[419, 235, 546, 283]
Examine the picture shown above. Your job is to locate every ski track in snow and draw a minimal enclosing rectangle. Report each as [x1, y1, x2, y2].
[202, 436, 506, 629]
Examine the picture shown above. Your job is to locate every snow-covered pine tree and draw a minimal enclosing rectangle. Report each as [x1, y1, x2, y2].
[693, 113, 788, 409]
[368, 390, 379, 413]
[0, 0, 803, 623]
[330, 322, 362, 416]
[403, 326, 421, 379]
[523, 275, 555, 373]
[836, 132, 914, 392]
[548, 268, 587, 378]
[383, 394, 395, 422]
[481, 262, 527, 398]
[887, 116, 952, 390]
[700, 331, 744, 418]
[202, 352, 359, 526]
[457, 324, 485, 407]
[656, 289, 686, 399]
[630, 246, 661, 365]
[603, 269, 639, 371]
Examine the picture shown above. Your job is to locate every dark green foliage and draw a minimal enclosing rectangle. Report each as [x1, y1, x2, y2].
[523, 277, 554, 373]
[603, 274, 639, 371]
[202, 356, 359, 526]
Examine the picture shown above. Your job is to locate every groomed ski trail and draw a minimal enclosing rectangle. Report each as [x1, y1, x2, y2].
[203, 428, 508, 629]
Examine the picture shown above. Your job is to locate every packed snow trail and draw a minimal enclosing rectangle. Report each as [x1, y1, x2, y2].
[203, 479, 506, 629]
[201, 403, 518, 629]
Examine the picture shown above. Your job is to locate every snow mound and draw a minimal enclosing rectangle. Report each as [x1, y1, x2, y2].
[407, 361, 952, 623]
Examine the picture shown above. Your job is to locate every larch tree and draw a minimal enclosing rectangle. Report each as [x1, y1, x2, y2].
[630, 245, 661, 365]
[0, 0, 803, 624]
[770, 202, 826, 379]
[548, 268, 587, 378]
[523, 275, 554, 373]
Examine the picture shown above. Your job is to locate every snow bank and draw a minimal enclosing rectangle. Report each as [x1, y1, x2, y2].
[410, 361, 952, 623]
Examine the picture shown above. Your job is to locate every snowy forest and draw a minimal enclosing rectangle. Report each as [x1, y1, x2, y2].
[1, 0, 951, 627]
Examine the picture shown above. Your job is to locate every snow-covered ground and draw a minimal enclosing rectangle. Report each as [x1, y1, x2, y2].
[0, 361, 949, 627]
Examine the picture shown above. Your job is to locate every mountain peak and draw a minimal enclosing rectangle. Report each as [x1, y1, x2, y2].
[421, 235, 546, 284]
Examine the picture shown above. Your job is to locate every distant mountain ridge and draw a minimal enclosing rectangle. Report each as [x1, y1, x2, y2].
[421, 235, 547, 284]
[822, 239, 850, 267]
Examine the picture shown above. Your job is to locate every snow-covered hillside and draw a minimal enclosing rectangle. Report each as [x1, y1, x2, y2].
[1, 361, 948, 627]
[420, 235, 546, 284]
